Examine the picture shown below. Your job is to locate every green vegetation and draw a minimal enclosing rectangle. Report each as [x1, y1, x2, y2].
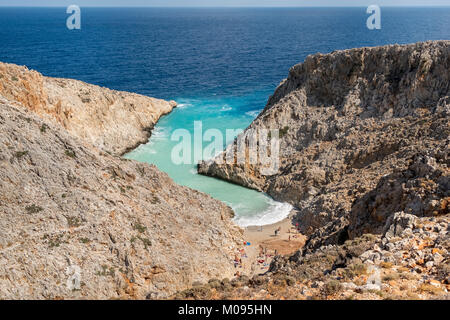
[96, 265, 115, 277]
[140, 237, 152, 249]
[79, 237, 91, 244]
[66, 216, 82, 228]
[349, 263, 368, 276]
[133, 222, 147, 233]
[151, 195, 160, 204]
[382, 273, 400, 282]
[130, 235, 152, 249]
[279, 126, 289, 138]
[136, 166, 146, 177]
[15, 150, 28, 159]
[65, 149, 76, 158]
[368, 289, 385, 298]
[40, 124, 48, 133]
[25, 204, 43, 214]
[43, 234, 66, 248]
[322, 280, 343, 296]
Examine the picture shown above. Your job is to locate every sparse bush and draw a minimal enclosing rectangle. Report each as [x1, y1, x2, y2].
[136, 166, 146, 177]
[15, 150, 28, 159]
[25, 204, 43, 214]
[43, 234, 66, 248]
[279, 126, 289, 138]
[418, 283, 443, 295]
[322, 280, 342, 296]
[285, 276, 296, 286]
[65, 149, 76, 158]
[133, 222, 147, 233]
[351, 263, 367, 276]
[66, 216, 82, 228]
[96, 265, 115, 277]
[343, 263, 367, 279]
[208, 278, 222, 289]
[40, 124, 48, 133]
[368, 289, 385, 298]
[151, 196, 160, 204]
[382, 273, 399, 282]
[140, 237, 151, 249]
[130, 233, 151, 249]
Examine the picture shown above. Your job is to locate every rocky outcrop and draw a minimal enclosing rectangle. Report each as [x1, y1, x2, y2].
[349, 154, 449, 238]
[198, 41, 450, 237]
[179, 41, 450, 301]
[0, 62, 176, 156]
[0, 95, 243, 299]
[176, 213, 449, 300]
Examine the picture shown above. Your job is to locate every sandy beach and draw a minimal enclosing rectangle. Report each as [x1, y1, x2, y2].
[231, 212, 307, 277]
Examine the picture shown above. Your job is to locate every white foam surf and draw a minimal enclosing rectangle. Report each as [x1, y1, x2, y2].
[151, 126, 169, 140]
[177, 103, 193, 109]
[233, 199, 293, 227]
[245, 110, 261, 118]
[220, 105, 232, 111]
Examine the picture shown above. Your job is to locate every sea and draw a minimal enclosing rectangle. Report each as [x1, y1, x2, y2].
[1, 7, 448, 226]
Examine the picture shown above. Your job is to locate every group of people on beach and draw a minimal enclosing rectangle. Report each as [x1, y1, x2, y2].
[255, 245, 274, 271]
[232, 221, 303, 277]
[233, 246, 248, 271]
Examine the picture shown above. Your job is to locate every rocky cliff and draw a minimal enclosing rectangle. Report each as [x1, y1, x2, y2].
[0, 69, 243, 299]
[199, 41, 449, 239]
[186, 41, 450, 300]
[0, 62, 176, 156]
[177, 211, 449, 300]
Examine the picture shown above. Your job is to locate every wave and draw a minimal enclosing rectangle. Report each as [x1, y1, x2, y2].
[220, 105, 233, 111]
[245, 110, 261, 118]
[233, 199, 293, 227]
[177, 103, 193, 109]
[151, 126, 169, 140]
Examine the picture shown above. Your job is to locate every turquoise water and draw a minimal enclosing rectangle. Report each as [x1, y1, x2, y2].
[126, 94, 293, 226]
[2, 7, 448, 225]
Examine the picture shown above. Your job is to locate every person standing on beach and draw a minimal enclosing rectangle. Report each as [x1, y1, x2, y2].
[274, 227, 281, 236]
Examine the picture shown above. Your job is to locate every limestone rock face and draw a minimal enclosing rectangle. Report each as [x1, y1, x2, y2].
[198, 41, 450, 237]
[0, 98, 243, 299]
[349, 154, 449, 238]
[382, 212, 418, 240]
[177, 213, 449, 300]
[0, 62, 176, 156]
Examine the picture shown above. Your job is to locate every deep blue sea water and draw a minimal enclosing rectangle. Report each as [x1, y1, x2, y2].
[1, 7, 449, 225]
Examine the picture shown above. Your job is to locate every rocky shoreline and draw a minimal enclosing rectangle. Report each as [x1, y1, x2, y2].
[0, 64, 244, 299]
[192, 41, 449, 300]
[0, 40, 448, 300]
[199, 40, 449, 237]
[0, 62, 177, 156]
